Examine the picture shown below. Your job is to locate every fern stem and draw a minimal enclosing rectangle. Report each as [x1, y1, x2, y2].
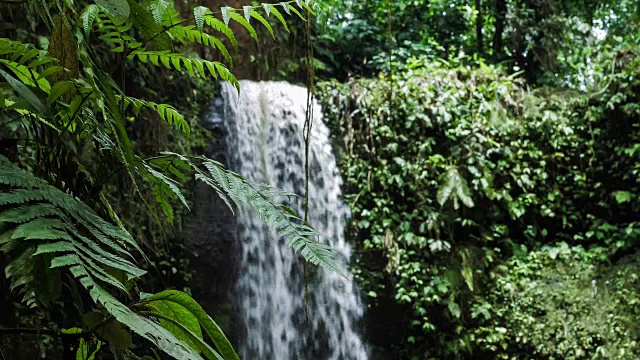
[142, 18, 194, 48]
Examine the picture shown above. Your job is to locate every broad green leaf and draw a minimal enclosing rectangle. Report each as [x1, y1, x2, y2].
[95, 0, 130, 19]
[76, 338, 101, 360]
[147, 300, 202, 351]
[127, 0, 171, 50]
[0, 69, 45, 114]
[143, 290, 239, 360]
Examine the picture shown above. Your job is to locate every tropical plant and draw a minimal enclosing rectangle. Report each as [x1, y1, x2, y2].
[318, 41, 640, 357]
[0, 0, 327, 358]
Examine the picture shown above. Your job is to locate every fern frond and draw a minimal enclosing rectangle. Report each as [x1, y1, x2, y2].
[128, 50, 239, 89]
[155, 152, 339, 272]
[120, 95, 190, 135]
[204, 15, 238, 49]
[146, 165, 189, 224]
[437, 167, 475, 209]
[169, 25, 232, 65]
[81, 4, 101, 37]
[5, 247, 38, 306]
[286, 3, 305, 19]
[127, 0, 171, 50]
[0, 155, 146, 308]
[0, 38, 54, 70]
[221, 6, 232, 26]
[149, 0, 170, 24]
[250, 9, 274, 38]
[266, 5, 289, 32]
[229, 11, 258, 41]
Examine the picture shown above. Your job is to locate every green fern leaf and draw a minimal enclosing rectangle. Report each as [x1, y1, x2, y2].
[229, 12, 258, 41]
[33, 241, 74, 256]
[437, 167, 457, 207]
[456, 176, 475, 208]
[150, 0, 169, 24]
[128, 50, 238, 87]
[268, 5, 289, 32]
[437, 167, 474, 209]
[287, 4, 305, 19]
[4, 247, 37, 307]
[0, 204, 60, 223]
[0, 156, 146, 305]
[200, 159, 339, 272]
[250, 9, 274, 38]
[81, 4, 101, 37]
[204, 16, 238, 49]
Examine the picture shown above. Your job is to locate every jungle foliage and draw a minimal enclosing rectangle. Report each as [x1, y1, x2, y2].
[318, 14, 640, 359]
[0, 0, 328, 359]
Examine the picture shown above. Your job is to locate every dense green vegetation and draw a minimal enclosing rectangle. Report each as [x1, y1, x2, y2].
[1, 0, 639, 359]
[316, 0, 640, 358]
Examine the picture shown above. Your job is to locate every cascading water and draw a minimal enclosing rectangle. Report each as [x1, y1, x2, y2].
[219, 80, 368, 360]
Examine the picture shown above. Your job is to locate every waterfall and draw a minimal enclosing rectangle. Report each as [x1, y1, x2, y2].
[219, 80, 368, 360]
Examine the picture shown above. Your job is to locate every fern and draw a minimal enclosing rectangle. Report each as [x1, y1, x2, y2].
[120, 95, 190, 135]
[149, 0, 170, 24]
[250, 9, 275, 38]
[437, 166, 475, 209]
[193, 6, 207, 31]
[229, 10, 258, 41]
[204, 15, 238, 49]
[128, 49, 239, 90]
[81, 4, 101, 37]
[264, 4, 289, 32]
[0, 1, 316, 358]
[169, 25, 233, 64]
[0, 156, 238, 359]
[157, 152, 340, 273]
[0, 155, 145, 305]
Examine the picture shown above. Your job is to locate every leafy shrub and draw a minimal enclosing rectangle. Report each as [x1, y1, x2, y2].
[473, 244, 640, 359]
[318, 49, 640, 357]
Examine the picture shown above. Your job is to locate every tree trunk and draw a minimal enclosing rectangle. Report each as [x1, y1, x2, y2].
[492, 0, 506, 60]
[475, 0, 484, 56]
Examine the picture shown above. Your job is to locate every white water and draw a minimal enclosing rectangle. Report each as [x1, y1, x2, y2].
[219, 81, 368, 360]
